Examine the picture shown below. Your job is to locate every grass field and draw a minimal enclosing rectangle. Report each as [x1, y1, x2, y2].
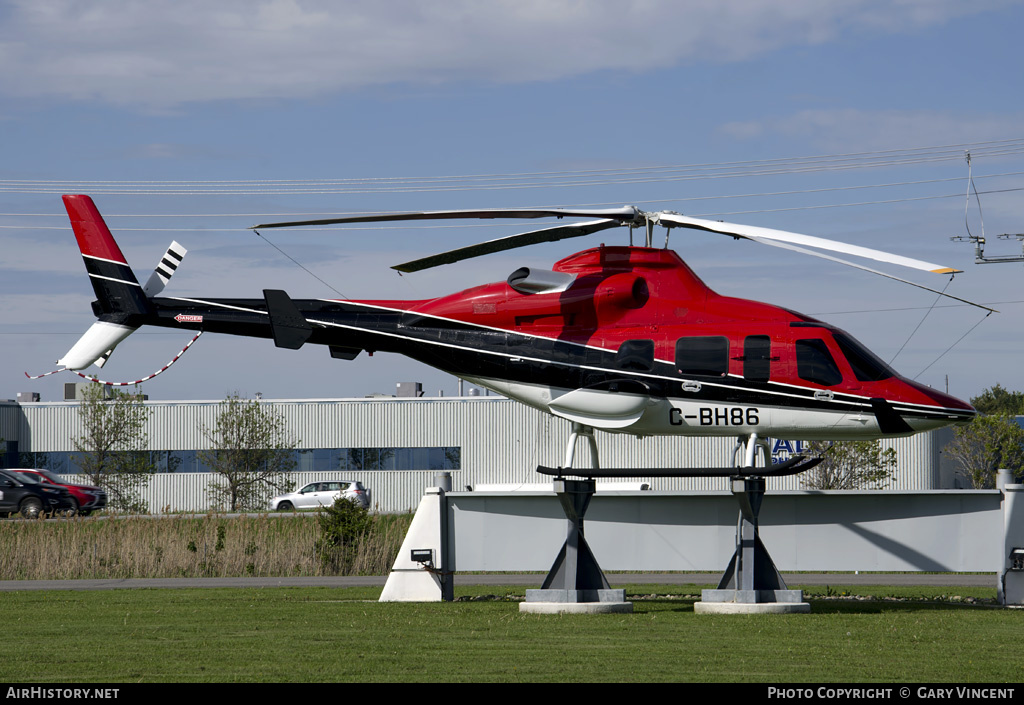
[2, 583, 1020, 683]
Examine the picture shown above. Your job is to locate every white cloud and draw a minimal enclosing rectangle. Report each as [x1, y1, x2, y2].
[0, 0, 1006, 108]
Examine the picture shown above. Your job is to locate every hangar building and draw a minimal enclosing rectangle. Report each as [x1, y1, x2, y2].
[0, 390, 959, 513]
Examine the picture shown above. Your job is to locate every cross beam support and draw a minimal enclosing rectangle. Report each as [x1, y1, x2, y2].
[696, 435, 809, 613]
[522, 424, 632, 613]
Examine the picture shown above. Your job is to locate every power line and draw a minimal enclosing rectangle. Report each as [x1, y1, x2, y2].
[5, 185, 1023, 232]
[1, 139, 1022, 195]
[5, 170, 1024, 219]
[2, 137, 1021, 183]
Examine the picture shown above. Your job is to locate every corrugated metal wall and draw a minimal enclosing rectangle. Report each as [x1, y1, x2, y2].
[2, 396, 947, 512]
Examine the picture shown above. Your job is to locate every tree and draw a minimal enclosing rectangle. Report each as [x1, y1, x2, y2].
[944, 414, 1024, 489]
[316, 495, 374, 574]
[970, 384, 1024, 416]
[200, 395, 299, 511]
[72, 383, 153, 513]
[802, 439, 897, 490]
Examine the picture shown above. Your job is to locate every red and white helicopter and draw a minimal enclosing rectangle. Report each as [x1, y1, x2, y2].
[53, 195, 983, 476]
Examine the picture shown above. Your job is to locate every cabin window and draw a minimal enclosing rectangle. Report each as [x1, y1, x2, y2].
[615, 339, 655, 371]
[743, 335, 772, 382]
[833, 332, 894, 382]
[675, 336, 729, 376]
[795, 338, 843, 387]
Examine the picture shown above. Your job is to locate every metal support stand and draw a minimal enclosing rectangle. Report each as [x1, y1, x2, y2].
[696, 435, 810, 614]
[522, 424, 632, 613]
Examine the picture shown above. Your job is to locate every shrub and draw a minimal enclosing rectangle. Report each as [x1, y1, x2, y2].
[316, 497, 373, 574]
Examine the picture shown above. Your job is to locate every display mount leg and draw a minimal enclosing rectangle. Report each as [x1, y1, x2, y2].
[696, 434, 809, 613]
[523, 423, 631, 613]
[534, 477, 612, 601]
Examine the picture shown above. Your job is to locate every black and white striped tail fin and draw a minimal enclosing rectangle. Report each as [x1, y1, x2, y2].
[143, 241, 187, 297]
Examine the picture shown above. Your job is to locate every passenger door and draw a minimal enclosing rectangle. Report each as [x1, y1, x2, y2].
[743, 335, 774, 382]
[294, 482, 321, 509]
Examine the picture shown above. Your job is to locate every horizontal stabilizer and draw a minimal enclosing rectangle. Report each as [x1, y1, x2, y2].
[264, 289, 312, 350]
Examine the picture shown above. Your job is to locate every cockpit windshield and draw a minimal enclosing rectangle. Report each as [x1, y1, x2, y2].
[833, 332, 895, 382]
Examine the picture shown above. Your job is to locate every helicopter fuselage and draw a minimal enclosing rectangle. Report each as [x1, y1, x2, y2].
[143, 245, 973, 439]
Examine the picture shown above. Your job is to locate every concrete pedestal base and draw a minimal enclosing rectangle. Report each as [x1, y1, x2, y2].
[694, 588, 810, 614]
[520, 588, 633, 614]
[694, 601, 810, 614]
[520, 601, 634, 614]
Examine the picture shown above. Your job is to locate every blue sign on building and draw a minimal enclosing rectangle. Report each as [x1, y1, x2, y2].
[771, 439, 809, 464]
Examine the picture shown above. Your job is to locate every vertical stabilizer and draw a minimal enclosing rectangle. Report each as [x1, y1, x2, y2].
[62, 194, 151, 319]
[59, 195, 152, 369]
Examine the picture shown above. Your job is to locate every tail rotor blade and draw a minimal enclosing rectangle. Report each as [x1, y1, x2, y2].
[94, 348, 115, 368]
[143, 241, 187, 297]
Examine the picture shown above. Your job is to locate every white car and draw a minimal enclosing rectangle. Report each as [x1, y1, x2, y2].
[270, 481, 369, 511]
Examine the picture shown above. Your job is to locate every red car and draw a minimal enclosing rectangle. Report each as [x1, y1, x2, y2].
[12, 470, 108, 515]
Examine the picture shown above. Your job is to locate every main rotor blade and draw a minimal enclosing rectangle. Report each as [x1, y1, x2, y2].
[252, 206, 640, 230]
[745, 235, 997, 312]
[393, 219, 623, 272]
[658, 213, 961, 275]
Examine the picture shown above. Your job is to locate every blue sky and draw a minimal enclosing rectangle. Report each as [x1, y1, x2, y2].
[2, 0, 1024, 403]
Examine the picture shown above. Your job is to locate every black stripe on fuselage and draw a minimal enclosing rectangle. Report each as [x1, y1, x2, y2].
[143, 297, 971, 420]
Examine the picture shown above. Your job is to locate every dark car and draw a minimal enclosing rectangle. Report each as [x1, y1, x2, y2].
[0, 469, 73, 518]
[12, 469, 107, 515]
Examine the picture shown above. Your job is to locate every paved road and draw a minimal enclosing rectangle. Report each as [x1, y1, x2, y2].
[0, 573, 997, 592]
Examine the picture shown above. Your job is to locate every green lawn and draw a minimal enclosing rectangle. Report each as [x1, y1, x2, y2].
[2, 584, 1020, 683]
